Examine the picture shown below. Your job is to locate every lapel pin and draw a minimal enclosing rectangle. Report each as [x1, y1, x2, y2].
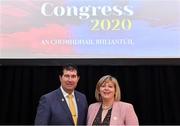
[113, 116, 117, 120]
[77, 98, 79, 102]
[61, 98, 64, 101]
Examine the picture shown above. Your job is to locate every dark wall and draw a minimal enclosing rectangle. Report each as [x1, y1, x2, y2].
[0, 65, 180, 124]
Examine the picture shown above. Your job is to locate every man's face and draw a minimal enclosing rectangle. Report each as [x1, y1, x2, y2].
[60, 69, 79, 94]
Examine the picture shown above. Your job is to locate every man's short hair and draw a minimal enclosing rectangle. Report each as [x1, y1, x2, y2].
[60, 64, 79, 76]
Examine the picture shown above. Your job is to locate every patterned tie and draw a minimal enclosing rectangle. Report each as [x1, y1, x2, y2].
[68, 94, 77, 125]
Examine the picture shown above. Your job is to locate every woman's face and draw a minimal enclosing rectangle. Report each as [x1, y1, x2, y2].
[99, 81, 115, 101]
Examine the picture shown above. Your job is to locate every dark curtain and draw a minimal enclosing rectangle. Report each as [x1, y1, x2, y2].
[0, 65, 180, 124]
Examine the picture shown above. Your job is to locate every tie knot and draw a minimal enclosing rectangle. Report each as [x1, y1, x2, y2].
[68, 94, 73, 99]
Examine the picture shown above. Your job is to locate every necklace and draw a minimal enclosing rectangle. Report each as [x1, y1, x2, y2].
[102, 104, 112, 110]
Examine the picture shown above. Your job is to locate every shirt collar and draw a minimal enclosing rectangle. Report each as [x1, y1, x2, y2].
[60, 86, 75, 98]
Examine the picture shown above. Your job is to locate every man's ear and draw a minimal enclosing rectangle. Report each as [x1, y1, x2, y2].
[59, 75, 62, 80]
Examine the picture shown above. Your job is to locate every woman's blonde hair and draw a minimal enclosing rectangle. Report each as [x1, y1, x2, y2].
[95, 75, 121, 101]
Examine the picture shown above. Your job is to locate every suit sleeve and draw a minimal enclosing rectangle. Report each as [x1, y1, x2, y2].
[125, 104, 139, 125]
[34, 96, 51, 125]
[82, 94, 88, 124]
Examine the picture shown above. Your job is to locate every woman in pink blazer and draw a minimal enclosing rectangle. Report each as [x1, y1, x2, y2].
[87, 75, 139, 126]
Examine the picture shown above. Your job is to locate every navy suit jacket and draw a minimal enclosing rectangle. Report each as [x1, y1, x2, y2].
[35, 88, 88, 125]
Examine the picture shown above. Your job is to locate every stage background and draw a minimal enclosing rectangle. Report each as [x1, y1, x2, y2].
[0, 65, 180, 124]
[1, 0, 180, 124]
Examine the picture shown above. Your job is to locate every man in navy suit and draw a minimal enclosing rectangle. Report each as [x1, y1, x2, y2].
[35, 64, 88, 125]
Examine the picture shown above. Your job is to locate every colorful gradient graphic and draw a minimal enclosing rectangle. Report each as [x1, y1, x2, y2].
[0, 0, 180, 58]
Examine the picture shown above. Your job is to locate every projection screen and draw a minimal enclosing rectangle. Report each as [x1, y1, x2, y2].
[0, 0, 180, 63]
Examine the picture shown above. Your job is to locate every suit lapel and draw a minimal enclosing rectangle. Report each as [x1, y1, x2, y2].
[74, 91, 81, 124]
[56, 88, 74, 124]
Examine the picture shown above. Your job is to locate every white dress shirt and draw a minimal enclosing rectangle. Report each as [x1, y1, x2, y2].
[60, 86, 78, 116]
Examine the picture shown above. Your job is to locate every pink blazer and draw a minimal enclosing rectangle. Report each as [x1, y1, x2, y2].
[87, 101, 139, 126]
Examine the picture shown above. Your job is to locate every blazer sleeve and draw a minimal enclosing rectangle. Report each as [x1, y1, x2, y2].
[34, 95, 51, 125]
[87, 103, 96, 125]
[125, 104, 139, 125]
[87, 104, 92, 125]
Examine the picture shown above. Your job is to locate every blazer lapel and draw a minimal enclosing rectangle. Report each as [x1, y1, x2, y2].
[56, 88, 74, 124]
[110, 102, 121, 125]
[91, 103, 101, 125]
